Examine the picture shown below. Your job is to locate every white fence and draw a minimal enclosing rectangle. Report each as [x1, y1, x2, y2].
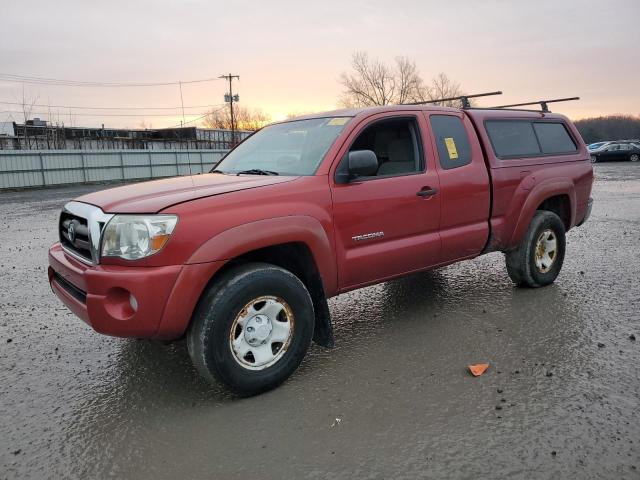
[0, 149, 228, 189]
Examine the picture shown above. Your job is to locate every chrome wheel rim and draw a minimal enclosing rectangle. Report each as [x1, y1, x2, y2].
[631, 154, 639, 162]
[229, 296, 294, 370]
[534, 229, 558, 273]
[590, 155, 597, 163]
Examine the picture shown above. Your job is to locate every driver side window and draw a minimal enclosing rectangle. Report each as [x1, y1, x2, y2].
[348, 117, 423, 177]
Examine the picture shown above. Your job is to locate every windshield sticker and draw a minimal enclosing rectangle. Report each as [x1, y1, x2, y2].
[444, 137, 459, 159]
[327, 117, 350, 126]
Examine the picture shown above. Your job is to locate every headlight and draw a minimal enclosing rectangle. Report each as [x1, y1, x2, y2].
[101, 214, 178, 260]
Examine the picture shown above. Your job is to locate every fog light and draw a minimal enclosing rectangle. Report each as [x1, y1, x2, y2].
[129, 294, 138, 312]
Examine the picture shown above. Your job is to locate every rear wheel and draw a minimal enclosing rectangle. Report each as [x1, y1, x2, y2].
[505, 211, 566, 288]
[187, 262, 314, 396]
[590, 155, 598, 163]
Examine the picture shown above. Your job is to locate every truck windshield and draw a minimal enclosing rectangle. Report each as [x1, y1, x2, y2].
[214, 117, 351, 176]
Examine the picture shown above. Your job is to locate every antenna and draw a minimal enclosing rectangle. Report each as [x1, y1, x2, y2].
[403, 91, 503, 108]
[491, 97, 580, 112]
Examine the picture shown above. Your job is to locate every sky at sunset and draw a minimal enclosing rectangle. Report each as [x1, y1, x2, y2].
[1, 0, 639, 129]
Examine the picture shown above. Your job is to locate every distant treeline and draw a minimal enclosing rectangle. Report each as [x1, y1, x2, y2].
[574, 115, 640, 144]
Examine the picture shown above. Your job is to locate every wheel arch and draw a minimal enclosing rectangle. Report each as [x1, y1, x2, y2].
[508, 179, 576, 249]
[536, 194, 572, 230]
[186, 216, 337, 347]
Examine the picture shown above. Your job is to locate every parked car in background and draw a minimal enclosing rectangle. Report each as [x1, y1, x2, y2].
[590, 141, 640, 163]
[587, 141, 610, 151]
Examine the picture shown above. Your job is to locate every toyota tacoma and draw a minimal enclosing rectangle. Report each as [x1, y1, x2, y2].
[48, 104, 594, 395]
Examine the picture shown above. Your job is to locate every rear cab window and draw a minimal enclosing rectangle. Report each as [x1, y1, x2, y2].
[429, 115, 472, 169]
[533, 123, 577, 154]
[485, 120, 577, 159]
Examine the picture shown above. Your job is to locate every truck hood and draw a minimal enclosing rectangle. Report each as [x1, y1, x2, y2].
[76, 173, 297, 213]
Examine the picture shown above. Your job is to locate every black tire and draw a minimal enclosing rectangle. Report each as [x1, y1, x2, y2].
[630, 153, 639, 162]
[187, 262, 314, 396]
[590, 155, 598, 163]
[505, 211, 566, 288]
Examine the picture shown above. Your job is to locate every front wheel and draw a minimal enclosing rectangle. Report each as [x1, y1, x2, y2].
[505, 211, 566, 288]
[590, 155, 598, 163]
[187, 262, 314, 396]
[630, 153, 639, 162]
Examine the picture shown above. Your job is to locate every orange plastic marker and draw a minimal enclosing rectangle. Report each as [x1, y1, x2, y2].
[468, 363, 489, 376]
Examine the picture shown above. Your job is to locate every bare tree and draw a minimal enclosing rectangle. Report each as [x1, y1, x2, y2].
[574, 115, 640, 143]
[237, 107, 271, 131]
[422, 73, 466, 107]
[42, 100, 66, 149]
[203, 105, 271, 131]
[339, 52, 393, 106]
[339, 52, 425, 106]
[202, 108, 227, 129]
[19, 87, 39, 149]
[20, 86, 38, 123]
[68, 109, 76, 128]
[339, 52, 468, 107]
[395, 56, 424, 104]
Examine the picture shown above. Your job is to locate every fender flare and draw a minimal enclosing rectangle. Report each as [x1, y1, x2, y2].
[508, 178, 576, 248]
[186, 215, 338, 297]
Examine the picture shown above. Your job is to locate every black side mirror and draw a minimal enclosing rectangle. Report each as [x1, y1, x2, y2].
[335, 149, 378, 184]
[349, 149, 378, 177]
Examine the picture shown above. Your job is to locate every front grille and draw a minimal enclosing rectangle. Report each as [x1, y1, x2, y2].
[58, 201, 113, 265]
[53, 272, 87, 304]
[60, 211, 93, 262]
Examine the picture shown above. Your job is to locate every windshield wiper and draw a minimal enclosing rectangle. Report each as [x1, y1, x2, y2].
[210, 169, 227, 174]
[236, 169, 279, 176]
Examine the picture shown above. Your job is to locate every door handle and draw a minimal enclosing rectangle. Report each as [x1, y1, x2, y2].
[416, 187, 439, 197]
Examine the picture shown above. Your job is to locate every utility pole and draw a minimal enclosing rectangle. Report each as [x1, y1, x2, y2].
[219, 73, 239, 147]
[178, 81, 186, 126]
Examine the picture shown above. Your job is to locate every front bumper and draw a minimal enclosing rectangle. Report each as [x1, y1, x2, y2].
[48, 243, 223, 339]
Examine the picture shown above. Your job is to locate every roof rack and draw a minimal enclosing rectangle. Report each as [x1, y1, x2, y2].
[403, 91, 503, 108]
[490, 97, 580, 112]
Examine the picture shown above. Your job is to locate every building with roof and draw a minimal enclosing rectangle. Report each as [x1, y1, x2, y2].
[0, 120, 250, 150]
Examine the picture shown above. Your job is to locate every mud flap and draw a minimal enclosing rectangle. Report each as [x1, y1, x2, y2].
[312, 295, 334, 348]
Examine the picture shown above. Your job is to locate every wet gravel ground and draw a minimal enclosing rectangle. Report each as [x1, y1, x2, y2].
[1, 162, 639, 479]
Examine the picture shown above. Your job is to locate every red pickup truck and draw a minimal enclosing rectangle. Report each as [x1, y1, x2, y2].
[48, 105, 593, 395]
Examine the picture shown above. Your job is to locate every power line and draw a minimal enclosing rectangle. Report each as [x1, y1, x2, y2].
[0, 100, 225, 111]
[0, 73, 223, 87]
[0, 109, 211, 118]
[0, 105, 225, 125]
[168, 113, 209, 128]
[167, 106, 227, 128]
